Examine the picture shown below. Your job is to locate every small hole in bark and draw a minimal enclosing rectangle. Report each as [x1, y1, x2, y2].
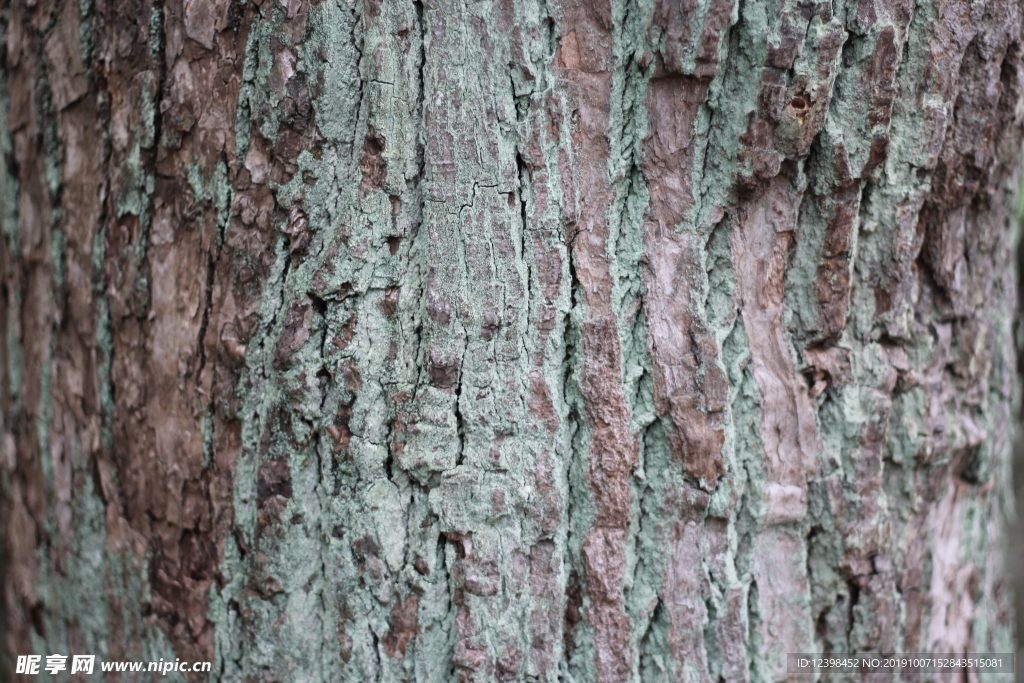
[564, 573, 583, 658]
[257, 460, 293, 504]
[815, 608, 829, 641]
[308, 292, 327, 316]
[845, 578, 861, 640]
[956, 444, 986, 484]
[380, 287, 400, 316]
[29, 602, 46, 638]
[791, 97, 808, 110]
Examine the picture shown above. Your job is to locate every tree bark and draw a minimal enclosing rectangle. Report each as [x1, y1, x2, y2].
[1, 0, 1020, 681]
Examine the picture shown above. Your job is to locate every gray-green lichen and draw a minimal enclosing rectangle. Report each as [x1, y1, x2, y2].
[2, 0, 1019, 680]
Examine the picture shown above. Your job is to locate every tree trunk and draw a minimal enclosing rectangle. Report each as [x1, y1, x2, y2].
[1, 0, 1020, 680]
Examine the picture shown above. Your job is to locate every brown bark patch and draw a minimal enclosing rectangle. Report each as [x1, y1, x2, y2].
[382, 594, 420, 658]
[359, 127, 387, 195]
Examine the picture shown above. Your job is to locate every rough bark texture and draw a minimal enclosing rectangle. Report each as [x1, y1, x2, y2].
[0, 0, 1020, 681]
